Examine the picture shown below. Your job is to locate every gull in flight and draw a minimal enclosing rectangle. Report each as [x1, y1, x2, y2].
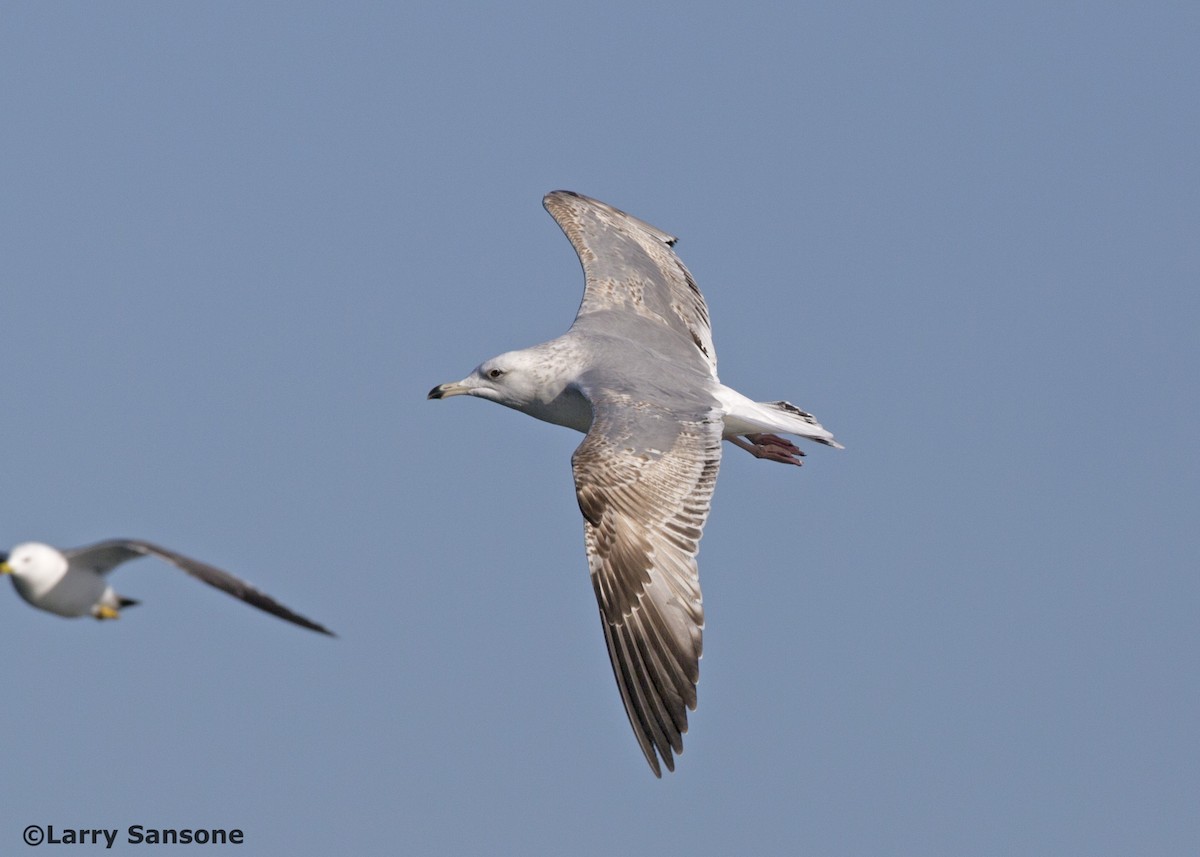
[0, 539, 334, 635]
[429, 190, 840, 775]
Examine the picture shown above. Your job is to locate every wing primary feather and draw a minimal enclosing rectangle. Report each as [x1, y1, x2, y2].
[597, 607, 663, 777]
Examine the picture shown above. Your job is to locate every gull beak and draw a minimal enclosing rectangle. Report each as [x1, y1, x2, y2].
[428, 381, 472, 400]
[0, 557, 11, 575]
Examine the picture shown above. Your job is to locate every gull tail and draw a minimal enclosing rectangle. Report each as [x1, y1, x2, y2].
[716, 385, 844, 449]
[757, 400, 844, 449]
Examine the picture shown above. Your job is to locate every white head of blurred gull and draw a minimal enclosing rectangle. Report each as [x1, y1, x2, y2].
[0, 539, 334, 636]
[429, 190, 841, 776]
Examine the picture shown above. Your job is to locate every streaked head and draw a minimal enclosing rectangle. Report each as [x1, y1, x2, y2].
[427, 350, 547, 410]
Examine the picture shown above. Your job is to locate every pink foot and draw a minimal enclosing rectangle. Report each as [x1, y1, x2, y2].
[728, 434, 806, 466]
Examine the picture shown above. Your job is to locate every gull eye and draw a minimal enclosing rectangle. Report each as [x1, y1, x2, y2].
[488, 368, 505, 379]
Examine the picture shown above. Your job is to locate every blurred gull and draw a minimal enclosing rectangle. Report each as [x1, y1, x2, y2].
[429, 191, 840, 775]
[0, 539, 334, 636]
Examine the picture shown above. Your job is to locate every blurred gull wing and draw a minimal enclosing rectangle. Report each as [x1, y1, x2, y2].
[63, 539, 335, 636]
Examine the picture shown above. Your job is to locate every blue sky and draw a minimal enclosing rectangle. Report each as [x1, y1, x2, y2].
[2, 3, 1196, 854]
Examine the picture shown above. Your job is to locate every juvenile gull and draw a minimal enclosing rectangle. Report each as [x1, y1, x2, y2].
[429, 190, 841, 776]
[0, 539, 334, 635]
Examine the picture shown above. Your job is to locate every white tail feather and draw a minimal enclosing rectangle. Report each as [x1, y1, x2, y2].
[715, 385, 844, 449]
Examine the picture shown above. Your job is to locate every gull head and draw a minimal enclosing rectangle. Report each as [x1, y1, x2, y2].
[428, 344, 592, 432]
[428, 350, 551, 411]
[1, 542, 68, 585]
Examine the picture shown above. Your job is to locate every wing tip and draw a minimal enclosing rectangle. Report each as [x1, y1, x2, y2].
[543, 189, 679, 246]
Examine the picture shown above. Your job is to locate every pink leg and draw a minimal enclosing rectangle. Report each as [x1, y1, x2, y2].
[727, 434, 806, 466]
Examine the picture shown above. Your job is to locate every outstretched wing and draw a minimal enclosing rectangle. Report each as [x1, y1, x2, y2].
[544, 190, 717, 374]
[572, 390, 722, 776]
[63, 539, 335, 635]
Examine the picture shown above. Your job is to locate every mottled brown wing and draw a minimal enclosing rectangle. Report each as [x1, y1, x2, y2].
[544, 190, 718, 374]
[571, 395, 722, 776]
